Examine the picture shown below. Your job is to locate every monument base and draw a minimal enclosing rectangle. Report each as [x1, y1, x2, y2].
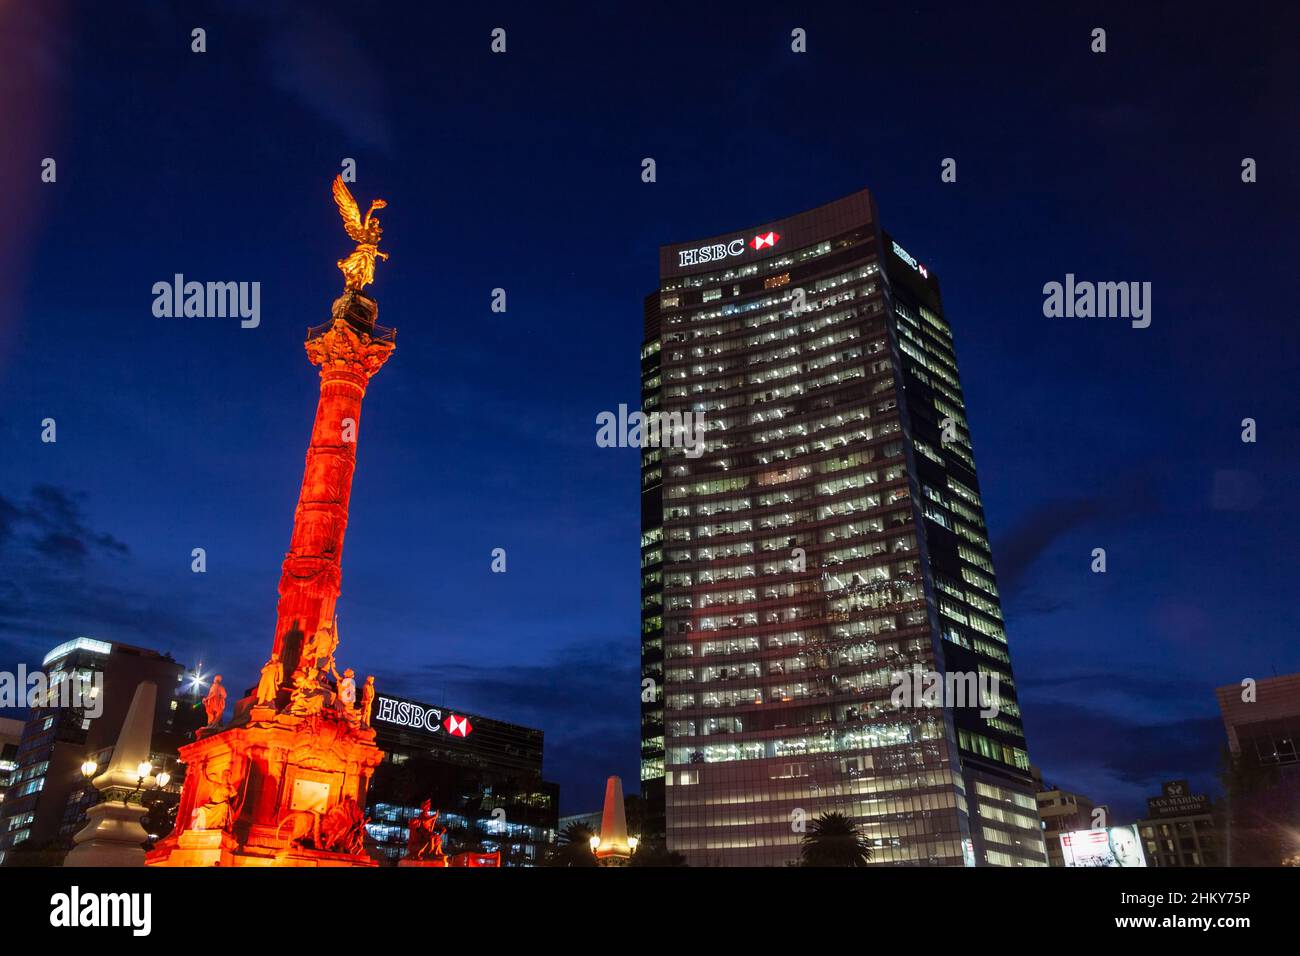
[147, 709, 383, 868]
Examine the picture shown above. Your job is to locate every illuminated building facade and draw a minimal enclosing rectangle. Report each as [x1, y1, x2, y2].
[640, 189, 1045, 866]
[1032, 764, 1099, 867]
[365, 692, 559, 865]
[0, 639, 192, 866]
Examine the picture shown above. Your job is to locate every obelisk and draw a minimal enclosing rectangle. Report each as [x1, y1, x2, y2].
[65, 681, 158, 867]
[594, 775, 635, 865]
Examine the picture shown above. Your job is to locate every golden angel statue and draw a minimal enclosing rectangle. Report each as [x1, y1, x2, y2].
[332, 175, 389, 292]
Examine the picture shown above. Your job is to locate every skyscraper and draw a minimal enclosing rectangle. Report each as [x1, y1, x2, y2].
[0, 638, 190, 866]
[640, 189, 1046, 866]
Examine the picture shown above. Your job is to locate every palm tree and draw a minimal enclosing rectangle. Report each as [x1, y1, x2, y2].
[800, 811, 873, 867]
[546, 821, 598, 867]
[628, 839, 688, 867]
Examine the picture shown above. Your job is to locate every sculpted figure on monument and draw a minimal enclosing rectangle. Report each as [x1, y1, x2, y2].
[331, 175, 389, 293]
[360, 675, 376, 726]
[192, 764, 243, 833]
[276, 808, 322, 850]
[337, 667, 359, 726]
[406, 799, 446, 861]
[298, 628, 320, 670]
[317, 616, 340, 668]
[203, 675, 226, 727]
[320, 795, 368, 855]
[288, 663, 327, 717]
[256, 653, 283, 706]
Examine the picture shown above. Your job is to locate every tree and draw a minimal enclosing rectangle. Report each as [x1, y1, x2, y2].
[545, 821, 598, 867]
[1218, 744, 1295, 866]
[628, 839, 688, 867]
[800, 811, 873, 867]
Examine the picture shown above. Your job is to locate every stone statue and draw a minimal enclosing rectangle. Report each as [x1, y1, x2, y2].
[276, 808, 322, 850]
[332, 176, 389, 292]
[279, 797, 368, 856]
[314, 617, 340, 676]
[298, 629, 320, 671]
[203, 675, 226, 726]
[360, 675, 376, 726]
[337, 668, 357, 707]
[320, 795, 368, 855]
[288, 664, 326, 717]
[255, 653, 283, 706]
[406, 799, 445, 861]
[192, 764, 240, 833]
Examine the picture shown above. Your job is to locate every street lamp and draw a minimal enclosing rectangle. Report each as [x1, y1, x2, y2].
[628, 836, 639, 853]
[588, 835, 601, 854]
[81, 760, 98, 780]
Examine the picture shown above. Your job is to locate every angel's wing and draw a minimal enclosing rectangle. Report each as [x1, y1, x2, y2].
[331, 176, 367, 242]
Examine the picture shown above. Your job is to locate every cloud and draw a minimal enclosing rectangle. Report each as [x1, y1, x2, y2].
[0, 484, 128, 564]
[993, 473, 1158, 597]
[994, 497, 1110, 597]
[1023, 697, 1223, 820]
[1019, 666, 1226, 818]
[0, 484, 258, 679]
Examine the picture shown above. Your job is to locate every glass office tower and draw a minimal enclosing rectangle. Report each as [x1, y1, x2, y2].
[640, 190, 1046, 866]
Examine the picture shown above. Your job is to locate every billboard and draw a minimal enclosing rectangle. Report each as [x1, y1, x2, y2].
[1059, 826, 1148, 868]
[1146, 779, 1211, 818]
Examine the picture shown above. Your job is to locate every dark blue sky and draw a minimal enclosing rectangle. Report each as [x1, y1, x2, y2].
[1, 2, 1297, 818]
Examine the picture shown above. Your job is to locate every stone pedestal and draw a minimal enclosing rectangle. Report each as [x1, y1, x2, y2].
[148, 709, 382, 868]
[64, 797, 151, 867]
[166, 829, 235, 867]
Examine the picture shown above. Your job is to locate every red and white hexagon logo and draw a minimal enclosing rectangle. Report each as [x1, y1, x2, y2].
[750, 231, 780, 250]
[443, 713, 473, 737]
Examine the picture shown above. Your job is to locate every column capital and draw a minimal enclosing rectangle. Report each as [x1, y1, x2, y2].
[305, 294, 396, 381]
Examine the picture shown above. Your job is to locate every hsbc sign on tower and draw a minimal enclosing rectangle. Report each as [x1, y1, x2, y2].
[373, 695, 474, 739]
[677, 231, 780, 267]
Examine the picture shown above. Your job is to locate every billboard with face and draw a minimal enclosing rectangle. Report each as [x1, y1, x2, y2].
[1059, 825, 1148, 867]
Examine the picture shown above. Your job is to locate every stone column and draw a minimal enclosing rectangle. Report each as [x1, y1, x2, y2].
[272, 292, 395, 666]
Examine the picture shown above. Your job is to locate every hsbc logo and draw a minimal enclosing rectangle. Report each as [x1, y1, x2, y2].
[373, 698, 476, 739]
[891, 240, 929, 279]
[444, 713, 473, 737]
[375, 696, 442, 732]
[677, 232, 781, 268]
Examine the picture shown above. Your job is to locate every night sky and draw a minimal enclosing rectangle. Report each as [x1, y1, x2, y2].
[2, 2, 1297, 819]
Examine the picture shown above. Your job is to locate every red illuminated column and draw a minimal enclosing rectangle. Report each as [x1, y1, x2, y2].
[271, 293, 395, 667]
